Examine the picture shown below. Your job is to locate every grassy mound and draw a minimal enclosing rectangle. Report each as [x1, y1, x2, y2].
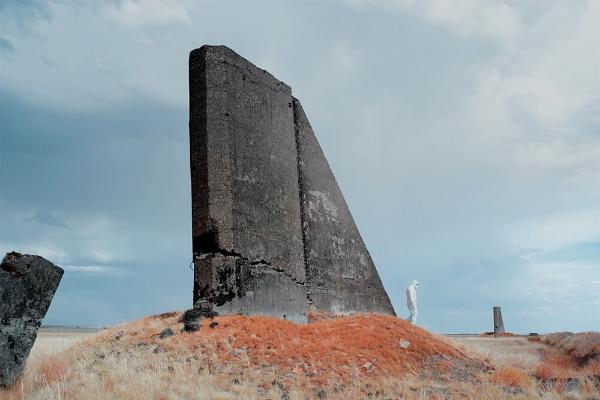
[4, 313, 599, 399]
[93, 312, 475, 385]
[0, 313, 482, 399]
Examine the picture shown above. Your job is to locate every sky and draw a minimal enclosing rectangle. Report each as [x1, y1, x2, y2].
[0, 0, 599, 334]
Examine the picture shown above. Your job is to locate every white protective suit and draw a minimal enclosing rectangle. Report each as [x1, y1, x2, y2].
[406, 280, 419, 324]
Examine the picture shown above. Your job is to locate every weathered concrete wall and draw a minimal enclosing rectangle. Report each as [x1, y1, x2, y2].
[293, 99, 396, 315]
[0, 252, 63, 386]
[189, 46, 307, 322]
[190, 45, 395, 320]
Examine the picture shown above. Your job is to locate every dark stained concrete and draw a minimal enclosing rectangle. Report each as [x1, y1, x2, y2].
[0, 252, 63, 386]
[189, 46, 307, 322]
[189, 45, 395, 320]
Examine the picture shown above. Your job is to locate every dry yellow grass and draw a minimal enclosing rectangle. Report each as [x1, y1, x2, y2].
[1, 316, 598, 400]
[450, 336, 545, 370]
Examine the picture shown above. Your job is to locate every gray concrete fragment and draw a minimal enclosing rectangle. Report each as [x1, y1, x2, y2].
[189, 45, 307, 321]
[293, 99, 396, 316]
[0, 252, 63, 386]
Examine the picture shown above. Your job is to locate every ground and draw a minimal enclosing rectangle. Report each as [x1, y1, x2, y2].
[1, 314, 598, 400]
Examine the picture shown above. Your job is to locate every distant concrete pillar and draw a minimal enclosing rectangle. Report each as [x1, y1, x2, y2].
[493, 306, 505, 336]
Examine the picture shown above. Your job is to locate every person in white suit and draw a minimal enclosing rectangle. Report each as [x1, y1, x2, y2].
[406, 280, 419, 324]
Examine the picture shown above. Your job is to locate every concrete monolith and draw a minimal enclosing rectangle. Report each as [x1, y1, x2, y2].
[189, 45, 395, 320]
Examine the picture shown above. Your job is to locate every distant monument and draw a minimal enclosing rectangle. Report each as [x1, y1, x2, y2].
[493, 306, 505, 336]
[189, 45, 395, 321]
[0, 252, 63, 386]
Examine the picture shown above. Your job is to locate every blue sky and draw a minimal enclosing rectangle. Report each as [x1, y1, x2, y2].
[0, 0, 598, 333]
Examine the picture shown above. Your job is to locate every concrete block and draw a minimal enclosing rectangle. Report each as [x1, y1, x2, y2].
[0, 252, 63, 386]
[189, 46, 307, 321]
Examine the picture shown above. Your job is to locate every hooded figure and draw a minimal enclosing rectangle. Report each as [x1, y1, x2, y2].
[406, 280, 419, 324]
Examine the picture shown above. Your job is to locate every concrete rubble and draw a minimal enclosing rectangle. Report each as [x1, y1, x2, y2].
[0, 252, 63, 386]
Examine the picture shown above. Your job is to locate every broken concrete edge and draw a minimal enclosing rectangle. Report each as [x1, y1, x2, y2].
[190, 45, 291, 95]
[193, 254, 308, 323]
[1, 251, 64, 279]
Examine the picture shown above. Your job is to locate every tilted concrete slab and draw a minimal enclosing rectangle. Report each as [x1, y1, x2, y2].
[293, 99, 396, 315]
[0, 252, 63, 386]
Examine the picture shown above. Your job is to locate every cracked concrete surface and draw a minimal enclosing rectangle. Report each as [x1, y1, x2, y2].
[189, 45, 395, 321]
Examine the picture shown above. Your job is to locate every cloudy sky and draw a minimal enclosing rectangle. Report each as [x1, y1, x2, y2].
[1, 0, 598, 333]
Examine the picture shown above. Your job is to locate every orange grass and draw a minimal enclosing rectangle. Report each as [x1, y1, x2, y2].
[94, 312, 471, 387]
[539, 332, 600, 365]
[489, 366, 532, 388]
[3, 313, 598, 399]
[37, 354, 68, 384]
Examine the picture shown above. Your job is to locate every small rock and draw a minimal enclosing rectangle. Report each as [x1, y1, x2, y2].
[362, 362, 374, 372]
[501, 386, 525, 396]
[565, 378, 580, 392]
[159, 328, 174, 339]
[232, 378, 240, 385]
[316, 389, 327, 398]
[284, 372, 296, 380]
[399, 339, 410, 349]
[181, 305, 218, 332]
[114, 330, 124, 340]
[209, 321, 218, 329]
[153, 345, 164, 354]
[183, 321, 200, 333]
[232, 348, 247, 358]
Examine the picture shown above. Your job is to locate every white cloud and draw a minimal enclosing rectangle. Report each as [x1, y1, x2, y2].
[467, 2, 600, 138]
[64, 265, 123, 274]
[421, 0, 522, 42]
[460, 3, 600, 257]
[0, 1, 192, 111]
[0, 243, 69, 263]
[516, 260, 600, 313]
[108, 0, 191, 28]
[348, 0, 522, 42]
[503, 210, 600, 253]
[0, 200, 133, 266]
